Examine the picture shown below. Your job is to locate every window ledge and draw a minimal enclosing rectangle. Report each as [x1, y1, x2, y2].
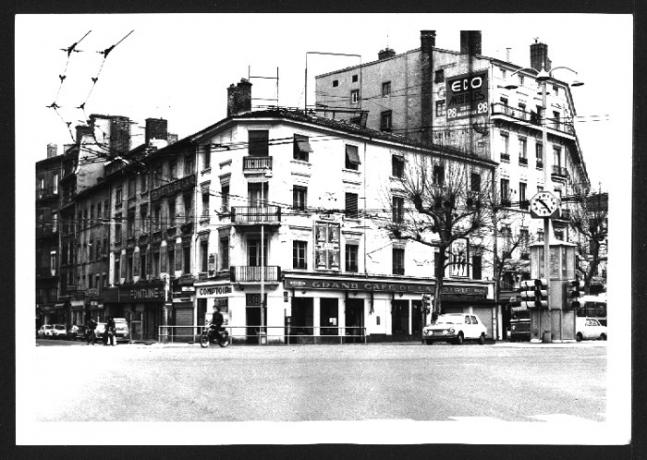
[201, 167, 212, 175]
[290, 159, 311, 166]
[342, 168, 361, 174]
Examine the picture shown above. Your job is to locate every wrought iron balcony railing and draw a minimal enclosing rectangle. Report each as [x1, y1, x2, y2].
[243, 156, 273, 172]
[230, 265, 281, 283]
[551, 165, 568, 178]
[231, 206, 281, 225]
[150, 174, 196, 202]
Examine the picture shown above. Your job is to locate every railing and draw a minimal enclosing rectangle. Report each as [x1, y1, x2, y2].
[243, 156, 273, 171]
[150, 174, 196, 201]
[230, 265, 280, 282]
[519, 157, 528, 166]
[551, 165, 568, 178]
[491, 103, 575, 135]
[157, 325, 367, 344]
[500, 153, 510, 162]
[231, 206, 281, 225]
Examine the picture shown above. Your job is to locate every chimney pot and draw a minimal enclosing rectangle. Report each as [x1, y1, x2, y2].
[378, 47, 396, 60]
[227, 79, 253, 117]
[47, 143, 58, 158]
[420, 30, 436, 53]
[145, 118, 168, 145]
[530, 40, 551, 72]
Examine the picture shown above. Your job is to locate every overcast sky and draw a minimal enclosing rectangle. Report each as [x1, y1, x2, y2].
[17, 13, 631, 189]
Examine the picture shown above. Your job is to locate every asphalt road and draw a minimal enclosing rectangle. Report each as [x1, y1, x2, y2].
[30, 340, 606, 422]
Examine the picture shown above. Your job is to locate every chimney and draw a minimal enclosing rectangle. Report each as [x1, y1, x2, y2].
[109, 116, 131, 156]
[75, 125, 92, 144]
[145, 118, 168, 145]
[227, 78, 252, 117]
[460, 30, 482, 55]
[47, 143, 58, 158]
[530, 39, 551, 72]
[378, 47, 396, 60]
[420, 30, 436, 53]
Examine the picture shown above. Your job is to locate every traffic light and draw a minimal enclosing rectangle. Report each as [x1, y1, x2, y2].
[519, 279, 548, 309]
[421, 294, 431, 315]
[563, 278, 583, 310]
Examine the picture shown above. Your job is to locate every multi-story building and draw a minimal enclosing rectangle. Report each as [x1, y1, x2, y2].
[315, 30, 591, 329]
[35, 144, 63, 328]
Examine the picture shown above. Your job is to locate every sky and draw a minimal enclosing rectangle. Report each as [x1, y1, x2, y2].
[16, 13, 632, 191]
[15, 14, 633, 445]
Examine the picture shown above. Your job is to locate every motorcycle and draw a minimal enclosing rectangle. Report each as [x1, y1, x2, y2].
[200, 325, 230, 348]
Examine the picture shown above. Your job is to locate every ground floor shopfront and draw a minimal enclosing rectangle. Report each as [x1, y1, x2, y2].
[193, 272, 497, 344]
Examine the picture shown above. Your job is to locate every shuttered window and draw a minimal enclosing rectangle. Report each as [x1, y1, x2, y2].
[345, 192, 358, 218]
[248, 130, 269, 156]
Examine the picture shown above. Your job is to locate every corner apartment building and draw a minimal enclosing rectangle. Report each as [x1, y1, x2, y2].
[35, 144, 63, 328]
[315, 30, 591, 293]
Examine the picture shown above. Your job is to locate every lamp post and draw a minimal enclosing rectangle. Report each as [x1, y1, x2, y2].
[505, 65, 582, 342]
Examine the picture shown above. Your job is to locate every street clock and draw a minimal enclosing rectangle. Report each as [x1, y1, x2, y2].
[529, 191, 560, 218]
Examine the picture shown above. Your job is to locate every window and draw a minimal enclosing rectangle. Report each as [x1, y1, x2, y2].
[183, 244, 191, 274]
[345, 192, 359, 218]
[293, 185, 307, 212]
[97, 202, 102, 220]
[519, 137, 527, 164]
[350, 89, 360, 104]
[127, 211, 135, 238]
[184, 193, 193, 223]
[472, 256, 482, 280]
[248, 130, 269, 156]
[520, 228, 530, 253]
[518, 101, 526, 112]
[115, 213, 122, 243]
[500, 96, 508, 106]
[392, 247, 405, 275]
[553, 111, 561, 129]
[90, 204, 95, 223]
[115, 188, 122, 207]
[554, 228, 564, 241]
[154, 205, 161, 231]
[220, 236, 229, 269]
[501, 131, 509, 160]
[203, 145, 211, 170]
[433, 165, 444, 185]
[345, 144, 360, 170]
[435, 100, 446, 117]
[202, 191, 210, 217]
[153, 167, 163, 188]
[200, 240, 208, 273]
[392, 196, 404, 223]
[104, 199, 109, 218]
[552, 84, 559, 96]
[519, 182, 528, 209]
[168, 245, 175, 273]
[53, 174, 59, 194]
[128, 178, 136, 197]
[114, 257, 120, 283]
[434, 69, 444, 83]
[293, 134, 313, 162]
[221, 185, 229, 212]
[168, 199, 175, 227]
[169, 160, 177, 180]
[152, 247, 160, 276]
[553, 146, 562, 167]
[140, 173, 148, 192]
[382, 81, 391, 96]
[500, 179, 510, 205]
[392, 155, 404, 178]
[293, 241, 308, 269]
[345, 244, 358, 272]
[380, 110, 392, 132]
[184, 155, 194, 176]
[536, 142, 543, 168]
[332, 80, 339, 87]
[352, 74, 358, 83]
[140, 251, 147, 279]
[471, 173, 481, 193]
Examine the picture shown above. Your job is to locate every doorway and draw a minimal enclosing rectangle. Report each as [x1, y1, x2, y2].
[320, 298, 339, 337]
[411, 300, 423, 336]
[291, 297, 313, 342]
[245, 306, 261, 344]
[345, 298, 364, 342]
[391, 300, 409, 336]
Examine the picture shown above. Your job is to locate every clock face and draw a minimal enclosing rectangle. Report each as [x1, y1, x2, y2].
[530, 191, 559, 218]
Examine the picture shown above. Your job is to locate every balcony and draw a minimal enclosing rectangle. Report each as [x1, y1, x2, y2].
[536, 161, 544, 170]
[231, 206, 281, 228]
[500, 153, 510, 162]
[519, 157, 528, 166]
[150, 174, 196, 202]
[551, 165, 568, 181]
[37, 187, 59, 201]
[491, 103, 575, 137]
[230, 265, 281, 284]
[243, 156, 273, 174]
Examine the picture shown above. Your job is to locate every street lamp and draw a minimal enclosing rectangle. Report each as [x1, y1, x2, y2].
[504, 64, 583, 342]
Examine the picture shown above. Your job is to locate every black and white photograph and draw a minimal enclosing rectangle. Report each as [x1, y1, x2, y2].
[16, 13, 632, 446]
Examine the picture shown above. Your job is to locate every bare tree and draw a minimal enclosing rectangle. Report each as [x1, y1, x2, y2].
[384, 156, 492, 318]
[568, 190, 608, 294]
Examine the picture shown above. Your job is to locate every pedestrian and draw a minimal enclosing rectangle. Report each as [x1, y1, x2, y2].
[105, 316, 116, 346]
[86, 317, 97, 345]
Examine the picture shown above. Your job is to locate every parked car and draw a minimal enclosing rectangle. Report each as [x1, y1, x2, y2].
[113, 317, 130, 343]
[576, 317, 607, 341]
[37, 324, 54, 338]
[70, 324, 87, 340]
[422, 313, 488, 345]
[94, 322, 106, 340]
[51, 324, 68, 339]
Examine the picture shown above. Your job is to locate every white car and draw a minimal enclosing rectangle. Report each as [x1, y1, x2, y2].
[51, 324, 68, 339]
[576, 317, 607, 341]
[37, 324, 53, 338]
[422, 313, 488, 345]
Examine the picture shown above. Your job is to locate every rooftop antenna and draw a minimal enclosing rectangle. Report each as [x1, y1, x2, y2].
[506, 47, 511, 62]
[248, 65, 279, 109]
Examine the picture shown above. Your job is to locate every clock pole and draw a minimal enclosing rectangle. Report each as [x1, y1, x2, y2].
[542, 215, 550, 342]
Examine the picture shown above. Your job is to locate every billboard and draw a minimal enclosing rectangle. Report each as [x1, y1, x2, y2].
[445, 70, 489, 121]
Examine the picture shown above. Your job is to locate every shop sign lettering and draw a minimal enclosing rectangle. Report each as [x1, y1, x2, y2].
[197, 285, 232, 298]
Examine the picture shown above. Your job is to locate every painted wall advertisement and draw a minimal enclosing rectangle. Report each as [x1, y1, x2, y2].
[450, 238, 470, 278]
[314, 221, 340, 271]
[445, 70, 489, 121]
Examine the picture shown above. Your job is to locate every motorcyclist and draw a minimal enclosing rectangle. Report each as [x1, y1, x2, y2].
[209, 307, 224, 338]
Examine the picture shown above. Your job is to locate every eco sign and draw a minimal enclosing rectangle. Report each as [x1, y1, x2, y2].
[445, 71, 489, 120]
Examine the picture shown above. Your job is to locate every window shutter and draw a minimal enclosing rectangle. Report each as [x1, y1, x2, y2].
[345, 193, 358, 218]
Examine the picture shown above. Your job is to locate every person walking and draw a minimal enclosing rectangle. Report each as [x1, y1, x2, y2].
[105, 316, 116, 346]
[86, 317, 97, 345]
